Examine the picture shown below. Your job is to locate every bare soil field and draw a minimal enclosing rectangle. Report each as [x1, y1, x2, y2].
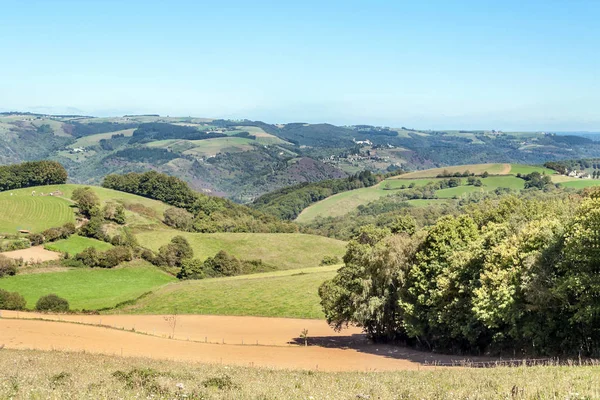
[0, 312, 478, 371]
[1, 246, 60, 263]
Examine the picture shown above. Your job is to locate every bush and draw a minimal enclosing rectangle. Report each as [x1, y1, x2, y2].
[78, 216, 106, 241]
[75, 246, 133, 268]
[35, 294, 69, 312]
[320, 255, 341, 266]
[154, 236, 193, 268]
[177, 258, 205, 280]
[0, 255, 17, 277]
[72, 187, 100, 218]
[164, 207, 194, 231]
[103, 202, 126, 224]
[0, 289, 26, 310]
[28, 233, 45, 246]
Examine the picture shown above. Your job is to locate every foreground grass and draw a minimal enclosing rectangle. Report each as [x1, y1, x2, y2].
[119, 266, 338, 318]
[1, 349, 599, 399]
[136, 230, 347, 270]
[0, 261, 175, 310]
[45, 235, 113, 256]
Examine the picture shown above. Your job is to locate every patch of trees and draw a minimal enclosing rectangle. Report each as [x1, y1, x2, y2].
[69, 122, 138, 138]
[29, 222, 77, 246]
[252, 171, 380, 220]
[544, 159, 600, 175]
[74, 246, 134, 268]
[110, 148, 179, 164]
[436, 169, 476, 178]
[319, 192, 600, 357]
[129, 123, 226, 143]
[177, 250, 275, 279]
[102, 171, 297, 233]
[0, 161, 67, 191]
[519, 172, 554, 190]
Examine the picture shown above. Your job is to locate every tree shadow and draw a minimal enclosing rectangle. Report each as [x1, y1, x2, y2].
[287, 334, 502, 366]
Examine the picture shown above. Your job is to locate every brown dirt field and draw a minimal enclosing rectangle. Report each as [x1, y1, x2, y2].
[1, 246, 60, 263]
[501, 163, 512, 174]
[0, 312, 477, 371]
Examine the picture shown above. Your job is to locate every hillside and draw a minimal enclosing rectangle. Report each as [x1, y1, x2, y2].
[4, 112, 600, 201]
[296, 163, 565, 223]
[0, 184, 169, 234]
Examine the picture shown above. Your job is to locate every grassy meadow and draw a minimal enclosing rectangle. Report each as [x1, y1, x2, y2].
[136, 230, 347, 270]
[1, 349, 600, 399]
[182, 137, 256, 157]
[118, 265, 339, 318]
[44, 235, 113, 256]
[68, 128, 136, 148]
[0, 184, 169, 234]
[0, 261, 175, 311]
[0, 189, 75, 234]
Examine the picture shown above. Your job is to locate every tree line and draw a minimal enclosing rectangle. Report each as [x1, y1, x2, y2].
[319, 191, 600, 357]
[251, 171, 382, 220]
[102, 171, 297, 233]
[0, 161, 67, 191]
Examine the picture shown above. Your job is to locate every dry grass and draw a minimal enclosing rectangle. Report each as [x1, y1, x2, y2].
[0, 349, 599, 399]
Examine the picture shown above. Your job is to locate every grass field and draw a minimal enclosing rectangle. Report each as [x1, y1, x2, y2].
[557, 179, 600, 189]
[136, 230, 346, 270]
[0, 184, 172, 234]
[2, 349, 600, 399]
[0, 189, 75, 234]
[68, 128, 136, 148]
[120, 265, 338, 318]
[0, 261, 175, 310]
[396, 163, 509, 179]
[44, 235, 113, 256]
[183, 137, 256, 157]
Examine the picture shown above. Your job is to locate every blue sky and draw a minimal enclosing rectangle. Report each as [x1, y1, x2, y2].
[1, 0, 599, 130]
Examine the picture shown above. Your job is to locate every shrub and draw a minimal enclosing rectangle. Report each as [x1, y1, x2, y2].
[75, 246, 133, 268]
[203, 250, 242, 277]
[35, 294, 69, 312]
[0, 255, 17, 277]
[164, 207, 194, 231]
[28, 233, 45, 246]
[72, 187, 100, 218]
[78, 216, 106, 241]
[320, 255, 341, 266]
[177, 258, 205, 280]
[0, 289, 26, 310]
[154, 236, 193, 268]
[103, 202, 126, 224]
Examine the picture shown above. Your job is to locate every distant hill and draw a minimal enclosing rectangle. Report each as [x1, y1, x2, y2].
[3, 113, 600, 201]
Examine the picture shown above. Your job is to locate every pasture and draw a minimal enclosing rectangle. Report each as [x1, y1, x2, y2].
[182, 137, 256, 157]
[135, 230, 346, 270]
[0, 189, 75, 234]
[0, 261, 175, 311]
[68, 128, 136, 148]
[45, 235, 113, 256]
[118, 265, 339, 318]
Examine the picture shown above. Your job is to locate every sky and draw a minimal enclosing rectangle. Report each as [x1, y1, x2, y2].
[1, 0, 599, 131]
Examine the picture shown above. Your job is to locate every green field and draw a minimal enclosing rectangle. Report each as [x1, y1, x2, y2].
[0, 261, 175, 311]
[297, 171, 534, 223]
[296, 187, 394, 222]
[120, 265, 338, 318]
[397, 163, 509, 179]
[556, 179, 600, 189]
[136, 230, 346, 270]
[45, 235, 113, 256]
[183, 137, 256, 157]
[68, 128, 136, 148]
[0, 190, 75, 234]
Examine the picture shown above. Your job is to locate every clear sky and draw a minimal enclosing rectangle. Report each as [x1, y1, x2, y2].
[1, 0, 599, 130]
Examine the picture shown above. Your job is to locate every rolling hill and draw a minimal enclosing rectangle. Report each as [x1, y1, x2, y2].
[296, 163, 561, 223]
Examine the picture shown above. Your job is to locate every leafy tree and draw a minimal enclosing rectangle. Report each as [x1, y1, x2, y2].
[155, 236, 194, 268]
[103, 202, 126, 224]
[72, 187, 100, 218]
[0, 289, 26, 310]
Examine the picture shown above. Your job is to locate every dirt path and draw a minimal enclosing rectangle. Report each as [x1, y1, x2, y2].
[0, 312, 478, 371]
[501, 163, 512, 174]
[1, 246, 60, 263]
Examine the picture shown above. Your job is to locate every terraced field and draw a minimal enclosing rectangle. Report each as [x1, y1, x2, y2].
[136, 230, 346, 270]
